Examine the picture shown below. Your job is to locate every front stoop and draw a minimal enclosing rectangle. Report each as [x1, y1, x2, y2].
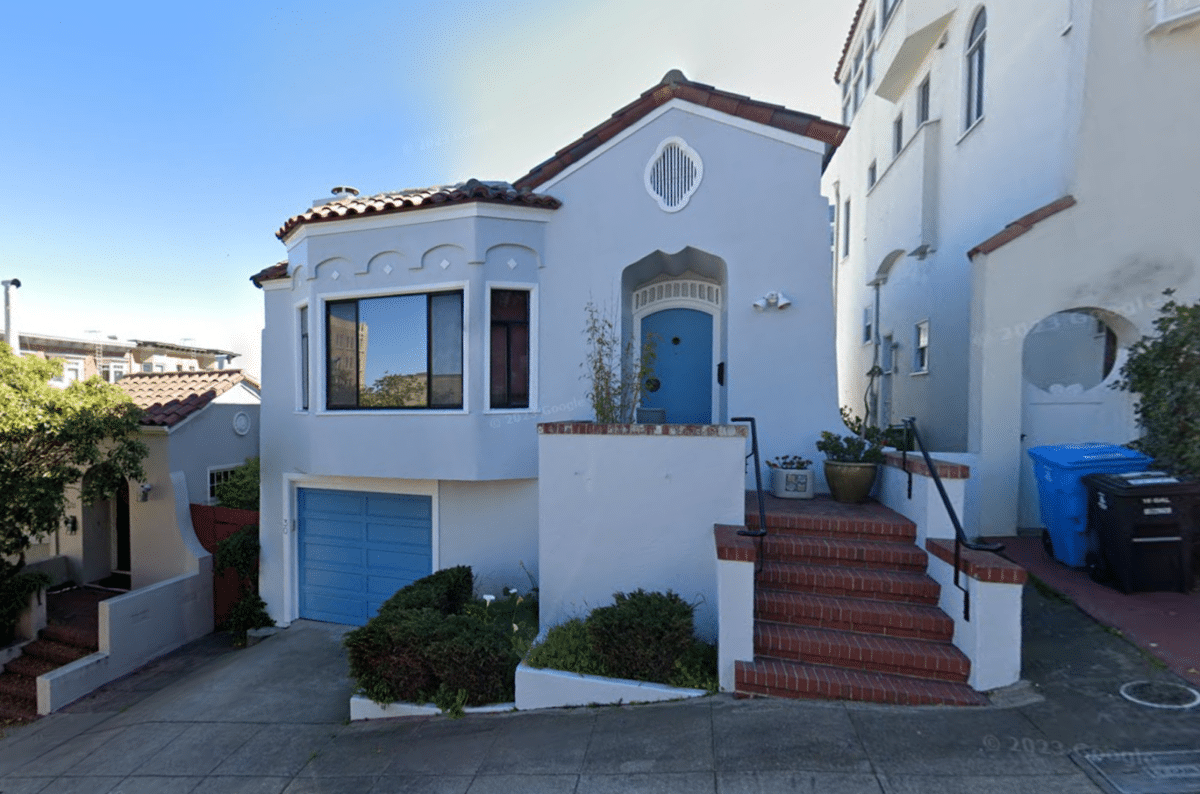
[733, 494, 988, 707]
[0, 624, 99, 722]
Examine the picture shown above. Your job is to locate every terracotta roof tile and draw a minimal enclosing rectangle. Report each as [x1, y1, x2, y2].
[834, 0, 870, 82]
[274, 179, 561, 242]
[967, 196, 1077, 258]
[514, 70, 847, 190]
[250, 261, 289, 288]
[116, 370, 250, 428]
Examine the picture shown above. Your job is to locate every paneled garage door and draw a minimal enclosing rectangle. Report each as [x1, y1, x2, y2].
[298, 488, 432, 626]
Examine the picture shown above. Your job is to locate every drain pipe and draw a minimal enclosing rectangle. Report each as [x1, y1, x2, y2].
[2, 278, 20, 355]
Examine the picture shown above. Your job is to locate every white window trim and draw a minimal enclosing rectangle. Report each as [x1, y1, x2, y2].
[965, 7, 987, 131]
[484, 281, 539, 414]
[279, 474, 440, 627]
[50, 356, 86, 387]
[315, 281, 471, 416]
[863, 307, 873, 346]
[841, 199, 852, 259]
[207, 464, 243, 505]
[912, 320, 930, 375]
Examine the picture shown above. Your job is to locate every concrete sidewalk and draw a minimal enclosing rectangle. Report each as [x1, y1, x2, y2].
[0, 585, 1198, 794]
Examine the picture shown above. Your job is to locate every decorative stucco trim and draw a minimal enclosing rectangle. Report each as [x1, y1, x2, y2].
[926, 539, 1028, 584]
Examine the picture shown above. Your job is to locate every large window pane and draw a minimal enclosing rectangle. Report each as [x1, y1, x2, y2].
[327, 301, 359, 408]
[490, 289, 530, 409]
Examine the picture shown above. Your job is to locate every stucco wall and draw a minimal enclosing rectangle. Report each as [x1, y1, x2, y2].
[167, 384, 260, 506]
[537, 427, 746, 642]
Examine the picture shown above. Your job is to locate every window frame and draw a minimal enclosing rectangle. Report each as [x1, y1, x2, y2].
[913, 320, 930, 374]
[965, 7, 986, 130]
[298, 303, 310, 411]
[863, 308, 873, 345]
[917, 75, 931, 125]
[100, 360, 127, 383]
[320, 282, 469, 414]
[485, 283, 538, 413]
[841, 199, 852, 259]
[207, 464, 242, 505]
[867, 160, 878, 189]
[893, 114, 904, 157]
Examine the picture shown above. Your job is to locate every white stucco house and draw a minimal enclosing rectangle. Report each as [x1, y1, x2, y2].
[252, 70, 848, 628]
[822, 0, 1200, 537]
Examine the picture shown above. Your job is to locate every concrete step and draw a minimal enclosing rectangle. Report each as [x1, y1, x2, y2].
[755, 590, 954, 641]
[761, 535, 927, 572]
[39, 624, 98, 652]
[22, 638, 91, 667]
[735, 658, 988, 706]
[4, 654, 60, 679]
[754, 624, 971, 683]
[758, 562, 941, 605]
[745, 494, 916, 541]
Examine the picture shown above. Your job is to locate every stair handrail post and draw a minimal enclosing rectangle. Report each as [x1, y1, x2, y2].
[731, 416, 767, 538]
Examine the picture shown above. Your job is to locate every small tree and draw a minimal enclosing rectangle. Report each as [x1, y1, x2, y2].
[581, 301, 656, 423]
[0, 343, 147, 632]
[1116, 290, 1200, 478]
[215, 457, 260, 511]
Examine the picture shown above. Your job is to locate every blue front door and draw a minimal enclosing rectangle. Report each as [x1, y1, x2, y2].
[298, 489, 432, 626]
[640, 308, 713, 424]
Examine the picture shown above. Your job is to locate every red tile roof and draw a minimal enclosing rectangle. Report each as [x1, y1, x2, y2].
[116, 370, 252, 428]
[834, 0, 870, 83]
[967, 196, 1077, 258]
[274, 179, 561, 242]
[250, 261, 288, 288]
[514, 70, 848, 190]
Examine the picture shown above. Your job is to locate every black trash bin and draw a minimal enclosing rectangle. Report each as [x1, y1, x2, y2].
[1082, 471, 1200, 593]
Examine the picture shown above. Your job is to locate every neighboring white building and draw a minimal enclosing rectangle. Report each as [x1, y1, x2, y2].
[252, 71, 847, 627]
[823, 0, 1200, 537]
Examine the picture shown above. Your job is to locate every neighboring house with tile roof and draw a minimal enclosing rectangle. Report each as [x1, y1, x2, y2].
[822, 0, 1200, 537]
[252, 70, 847, 630]
[35, 370, 260, 593]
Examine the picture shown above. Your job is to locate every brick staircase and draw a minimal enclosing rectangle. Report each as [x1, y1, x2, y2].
[733, 494, 988, 706]
[0, 624, 99, 722]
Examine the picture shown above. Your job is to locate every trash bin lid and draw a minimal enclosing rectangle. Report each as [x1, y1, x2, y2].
[1083, 470, 1200, 496]
[1027, 443, 1151, 469]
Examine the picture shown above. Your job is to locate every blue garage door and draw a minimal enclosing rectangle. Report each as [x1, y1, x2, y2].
[298, 488, 432, 626]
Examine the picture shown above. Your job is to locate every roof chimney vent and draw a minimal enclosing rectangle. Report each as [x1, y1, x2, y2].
[331, 186, 360, 197]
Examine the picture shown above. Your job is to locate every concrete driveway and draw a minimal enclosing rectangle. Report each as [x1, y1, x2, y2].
[0, 586, 1198, 793]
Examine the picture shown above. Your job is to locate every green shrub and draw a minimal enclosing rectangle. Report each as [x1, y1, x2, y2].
[214, 457, 260, 511]
[525, 618, 610, 676]
[670, 639, 719, 692]
[0, 569, 52, 642]
[428, 613, 521, 706]
[587, 589, 693, 682]
[344, 607, 450, 705]
[214, 525, 274, 644]
[377, 566, 473, 617]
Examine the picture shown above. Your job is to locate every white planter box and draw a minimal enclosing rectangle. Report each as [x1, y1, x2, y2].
[515, 663, 708, 710]
[769, 467, 816, 499]
[350, 695, 515, 721]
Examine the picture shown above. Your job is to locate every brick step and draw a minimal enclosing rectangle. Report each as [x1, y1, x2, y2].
[40, 624, 98, 652]
[755, 590, 953, 641]
[21, 638, 91, 667]
[4, 654, 60, 679]
[0, 672, 36, 702]
[761, 536, 927, 572]
[735, 658, 988, 706]
[754, 624, 970, 683]
[759, 562, 941, 605]
[745, 494, 916, 541]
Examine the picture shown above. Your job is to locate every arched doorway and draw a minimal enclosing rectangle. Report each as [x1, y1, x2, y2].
[1017, 308, 1135, 528]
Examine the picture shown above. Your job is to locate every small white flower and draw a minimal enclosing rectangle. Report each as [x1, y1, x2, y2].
[512, 623, 519, 633]
[483, 594, 495, 606]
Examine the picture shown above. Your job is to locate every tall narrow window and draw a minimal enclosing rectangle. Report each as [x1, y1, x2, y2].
[917, 76, 931, 124]
[326, 290, 463, 410]
[863, 308, 873, 344]
[867, 161, 877, 189]
[893, 114, 904, 156]
[914, 321, 930, 372]
[299, 305, 310, 410]
[965, 8, 986, 128]
[490, 289, 530, 409]
[842, 200, 852, 258]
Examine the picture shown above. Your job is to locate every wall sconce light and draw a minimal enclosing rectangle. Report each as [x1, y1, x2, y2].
[753, 291, 792, 311]
[138, 483, 152, 502]
[65, 516, 78, 535]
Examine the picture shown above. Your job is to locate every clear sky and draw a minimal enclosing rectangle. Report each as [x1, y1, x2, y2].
[2, 1, 857, 379]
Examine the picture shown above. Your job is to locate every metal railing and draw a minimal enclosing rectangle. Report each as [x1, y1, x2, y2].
[731, 416, 767, 539]
[900, 417, 1004, 621]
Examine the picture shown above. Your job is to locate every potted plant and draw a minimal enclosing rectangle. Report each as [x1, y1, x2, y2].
[765, 456, 815, 500]
[815, 409, 887, 504]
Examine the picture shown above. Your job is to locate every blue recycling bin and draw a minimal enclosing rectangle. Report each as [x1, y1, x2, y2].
[1027, 443, 1153, 567]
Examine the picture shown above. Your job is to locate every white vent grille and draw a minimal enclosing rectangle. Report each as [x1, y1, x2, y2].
[645, 137, 703, 212]
[634, 279, 721, 311]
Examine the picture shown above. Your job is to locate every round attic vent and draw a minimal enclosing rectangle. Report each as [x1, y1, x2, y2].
[645, 137, 702, 212]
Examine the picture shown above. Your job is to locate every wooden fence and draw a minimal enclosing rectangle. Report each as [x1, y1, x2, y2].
[189, 505, 260, 627]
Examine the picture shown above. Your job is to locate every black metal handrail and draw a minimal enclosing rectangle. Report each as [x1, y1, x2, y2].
[731, 416, 767, 539]
[900, 417, 1004, 621]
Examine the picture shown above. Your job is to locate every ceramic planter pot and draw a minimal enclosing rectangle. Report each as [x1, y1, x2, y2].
[769, 467, 816, 499]
[823, 460, 879, 504]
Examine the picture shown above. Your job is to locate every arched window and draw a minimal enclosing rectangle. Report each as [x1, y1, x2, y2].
[965, 8, 986, 128]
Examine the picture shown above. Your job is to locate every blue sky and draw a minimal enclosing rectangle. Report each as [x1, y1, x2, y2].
[2, 1, 855, 378]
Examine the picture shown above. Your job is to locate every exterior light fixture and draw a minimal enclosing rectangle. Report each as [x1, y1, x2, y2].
[65, 515, 78, 535]
[753, 292, 792, 311]
[752, 297, 769, 311]
[138, 483, 152, 502]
